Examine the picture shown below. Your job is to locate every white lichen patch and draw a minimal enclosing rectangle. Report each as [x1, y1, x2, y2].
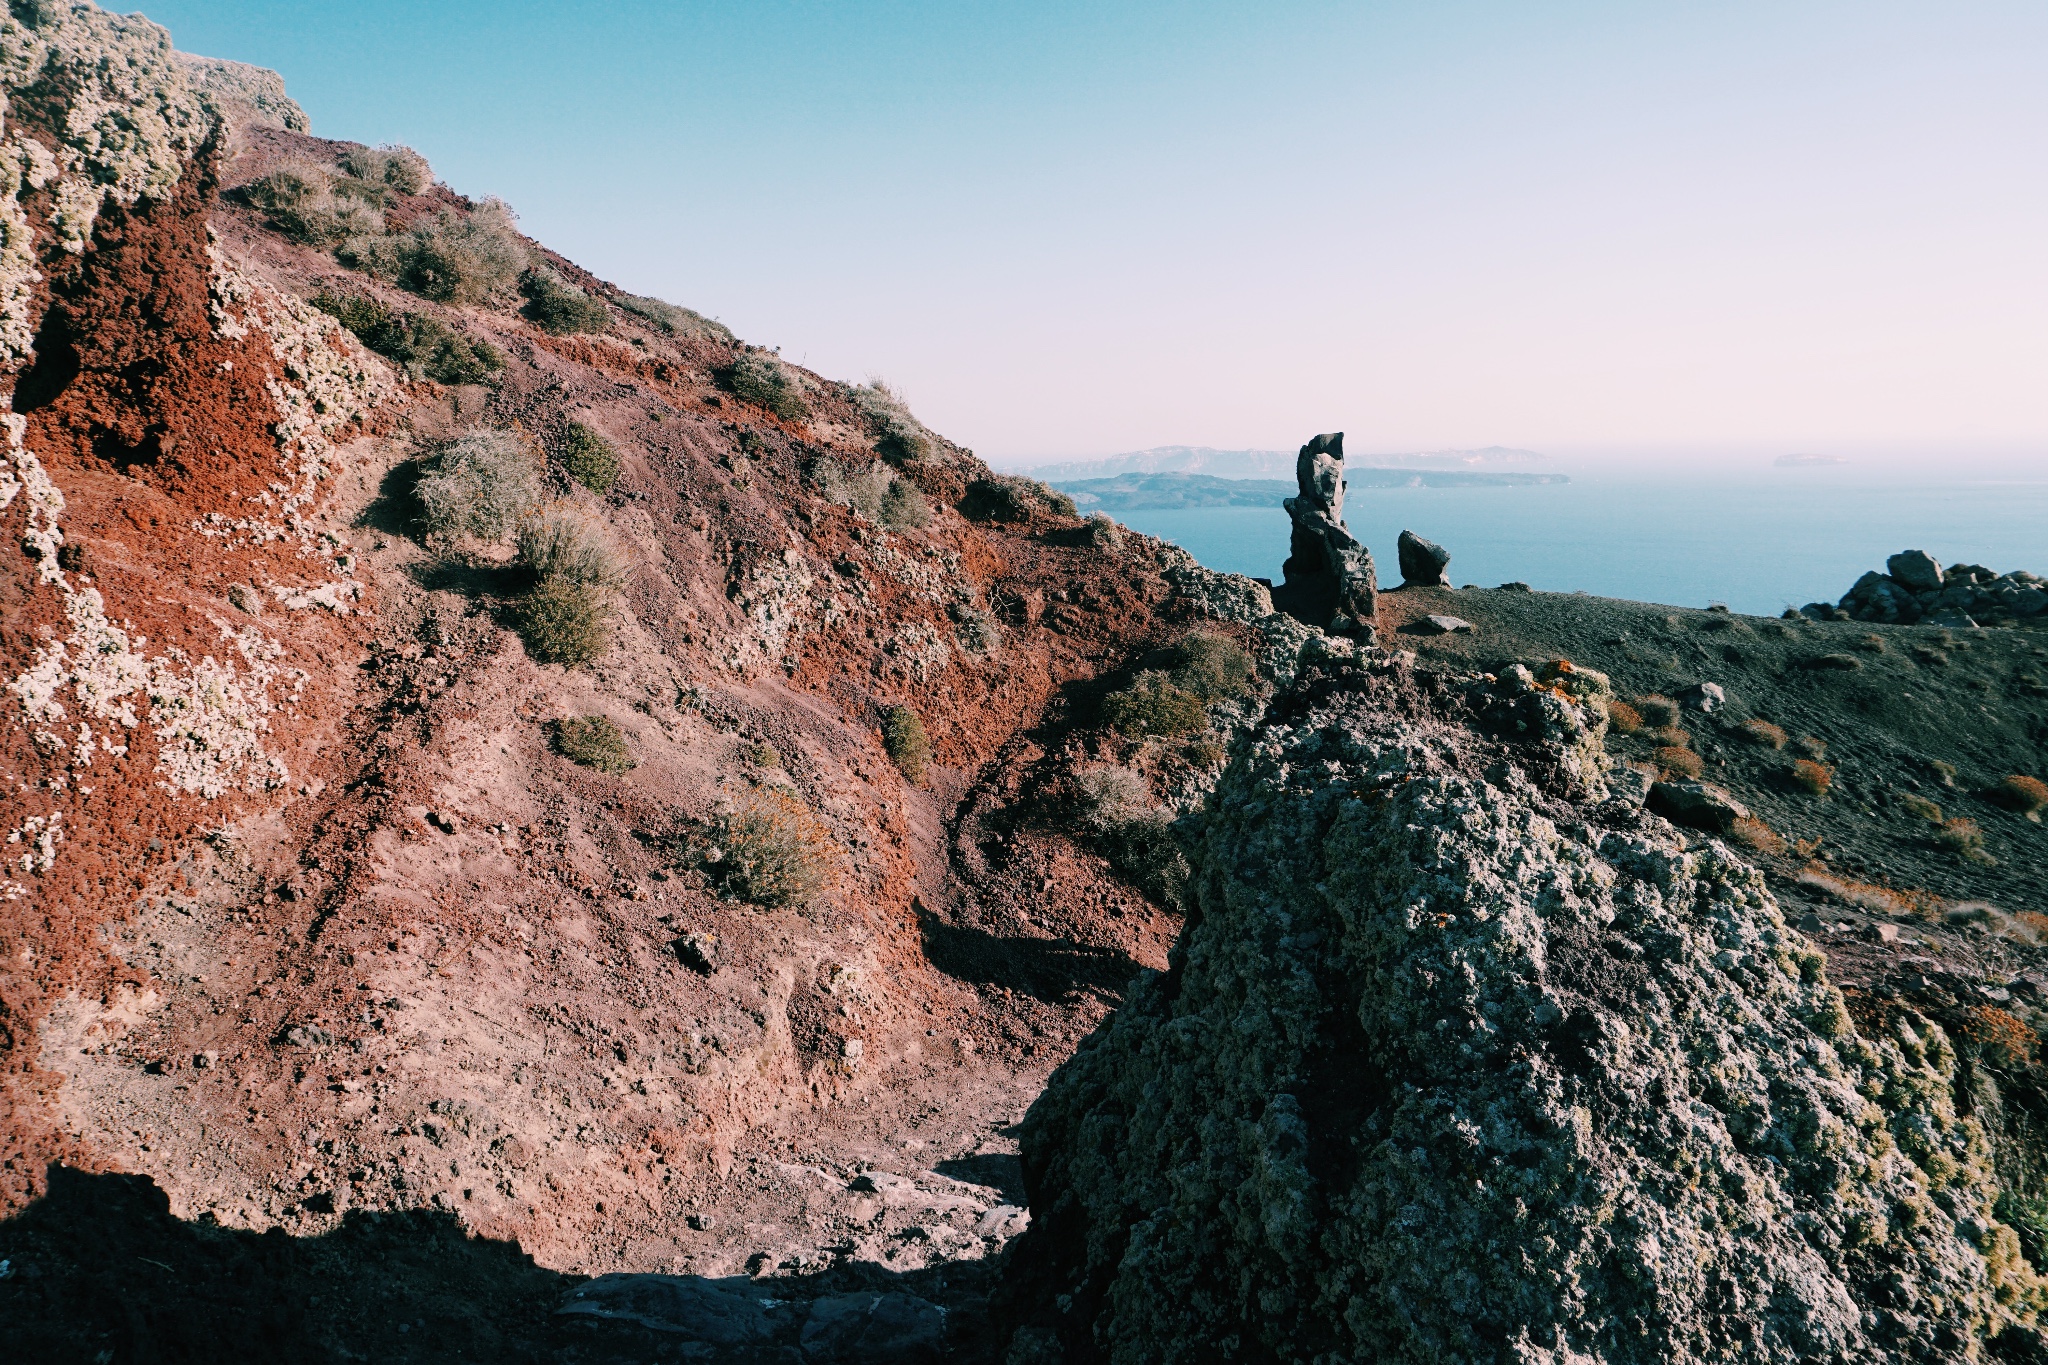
[7, 811, 62, 874]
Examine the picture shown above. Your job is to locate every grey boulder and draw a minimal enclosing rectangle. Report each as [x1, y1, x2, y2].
[1887, 549, 1944, 593]
[1647, 779, 1750, 833]
[1678, 681, 1726, 713]
[1412, 614, 1474, 635]
[1396, 529, 1451, 587]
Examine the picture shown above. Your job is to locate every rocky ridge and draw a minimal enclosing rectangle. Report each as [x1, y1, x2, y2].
[1811, 550, 2047, 630]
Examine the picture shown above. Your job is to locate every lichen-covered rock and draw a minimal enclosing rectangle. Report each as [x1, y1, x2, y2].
[1011, 655, 2042, 1364]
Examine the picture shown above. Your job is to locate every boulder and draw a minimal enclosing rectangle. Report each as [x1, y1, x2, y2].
[1678, 681, 1725, 713]
[1411, 614, 1473, 635]
[1396, 529, 1451, 587]
[1007, 656, 2030, 1363]
[1797, 602, 1838, 620]
[1647, 779, 1749, 832]
[1887, 549, 1944, 593]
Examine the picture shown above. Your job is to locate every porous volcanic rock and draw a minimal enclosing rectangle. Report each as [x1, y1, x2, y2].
[1007, 653, 2042, 1363]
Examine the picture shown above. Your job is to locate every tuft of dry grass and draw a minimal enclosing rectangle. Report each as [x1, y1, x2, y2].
[881, 705, 930, 785]
[1729, 817, 1786, 856]
[1739, 719, 1788, 749]
[1900, 792, 1943, 823]
[551, 716, 633, 774]
[1795, 735, 1829, 761]
[1656, 746, 1704, 779]
[1648, 725, 1691, 748]
[1789, 759, 1834, 796]
[1934, 817, 1994, 863]
[1990, 774, 2048, 821]
[1634, 694, 1681, 728]
[704, 788, 835, 908]
[1794, 865, 1940, 919]
[1606, 700, 1644, 735]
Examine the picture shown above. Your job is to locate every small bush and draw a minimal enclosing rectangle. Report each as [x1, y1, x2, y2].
[814, 458, 891, 519]
[949, 603, 1001, 656]
[1934, 817, 1992, 863]
[1900, 793, 1944, 823]
[879, 478, 931, 530]
[516, 576, 613, 666]
[1729, 817, 1786, 856]
[1789, 759, 1835, 796]
[1656, 746, 1704, 779]
[383, 200, 529, 304]
[516, 505, 624, 588]
[1606, 700, 1644, 735]
[1074, 766, 1156, 832]
[1648, 725, 1691, 749]
[1102, 672, 1210, 738]
[617, 294, 735, 343]
[704, 788, 833, 908]
[741, 742, 782, 769]
[1170, 632, 1256, 703]
[1739, 719, 1788, 749]
[414, 431, 540, 540]
[1634, 694, 1681, 728]
[242, 158, 383, 244]
[960, 476, 1077, 523]
[1930, 759, 1957, 787]
[881, 705, 930, 784]
[1083, 513, 1124, 550]
[848, 382, 932, 464]
[1796, 735, 1829, 761]
[339, 144, 431, 195]
[557, 422, 621, 493]
[722, 354, 809, 421]
[521, 268, 609, 335]
[1990, 775, 2048, 821]
[551, 715, 633, 773]
[311, 291, 503, 385]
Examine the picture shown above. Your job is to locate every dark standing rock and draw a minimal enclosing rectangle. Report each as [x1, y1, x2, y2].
[1396, 530, 1451, 587]
[1887, 549, 1944, 594]
[1274, 431, 1378, 637]
[553, 1276, 778, 1356]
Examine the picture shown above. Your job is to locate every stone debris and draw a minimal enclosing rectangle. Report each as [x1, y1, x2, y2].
[1396, 529, 1451, 587]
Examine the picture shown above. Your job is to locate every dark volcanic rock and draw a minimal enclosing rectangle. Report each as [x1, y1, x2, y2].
[1888, 549, 1945, 594]
[1647, 778, 1748, 832]
[1275, 431, 1378, 636]
[1397, 528, 1451, 586]
[1005, 655, 2039, 1364]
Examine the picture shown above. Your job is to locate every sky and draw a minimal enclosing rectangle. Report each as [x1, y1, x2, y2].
[143, 1, 2048, 470]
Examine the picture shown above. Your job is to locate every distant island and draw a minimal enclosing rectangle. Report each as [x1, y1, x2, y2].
[1775, 453, 1847, 467]
[1014, 444, 1552, 483]
[1056, 468, 1570, 512]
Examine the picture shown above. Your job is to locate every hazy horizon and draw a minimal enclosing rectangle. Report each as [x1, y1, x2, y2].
[145, 1, 2048, 467]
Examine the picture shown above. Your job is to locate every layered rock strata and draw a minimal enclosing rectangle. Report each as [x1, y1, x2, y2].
[1276, 431, 1377, 635]
[1008, 651, 2043, 1363]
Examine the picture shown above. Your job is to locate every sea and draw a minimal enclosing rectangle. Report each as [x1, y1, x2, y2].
[1103, 472, 2048, 617]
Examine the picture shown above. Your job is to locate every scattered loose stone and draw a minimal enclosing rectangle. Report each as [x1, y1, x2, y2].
[1413, 614, 1474, 635]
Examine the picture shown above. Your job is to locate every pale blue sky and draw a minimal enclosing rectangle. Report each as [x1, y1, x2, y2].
[147, 2, 2048, 467]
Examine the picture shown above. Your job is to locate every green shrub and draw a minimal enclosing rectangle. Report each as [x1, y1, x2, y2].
[413, 431, 540, 540]
[521, 268, 609, 335]
[959, 475, 1077, 523]
[339, 144, 431, 195]
[1169, 631, 1255, 702]
[1998, 1192, 2048, 1273]
[551, 715, 633, 773]
[849, 382, 932, 464]
[879, 477, 931, 530]
[704, 788, 833, 908]
[1102, 672, 1208, 738]
[311, 291, 503, 385]
[881, 705, 930, 784]
[516, 575, 612, 666]
[558, 421, 620, 493]
[616, 294, 735, 343]
[722, 354, 809, 420]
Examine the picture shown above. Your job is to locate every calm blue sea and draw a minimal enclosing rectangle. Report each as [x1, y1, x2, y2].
[1109, 475, 2048, 617]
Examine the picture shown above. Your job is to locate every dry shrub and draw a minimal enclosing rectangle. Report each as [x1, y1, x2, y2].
[1103, 672, 1209, 738]
[313, 292, 504, 385]
[1072, 766, 1188, 908]
[1606, 700, 1644, 735]
[1073, 766, 1155, 832]
[1170, 632, 1257, 703]
[516, 506, 625, 589]
[1934, 817, 1993, 863]
[1789, 759, 1834, 796]
[514, 507, 625, 666]
[960, 475, 1077, 522]
[722, 354, 809, 420]
[1930, 759, 1957, 787]
[1084, 513, 1125, 550]
[551, 715, 633, 774]
[1648, 725, 1690, 748]
[1900, 792, 1943, 823]
[1729, 817, 1786, 856]
[880, 479, 931, 530]
[522, 268, 609, 335]
[558, 421, 620, 493]
[241, 157, 384, 244]
[339, 144, 431, 195]
[1634, 694, 1680, 728]
[414, 430, 540, 541]
[1740, 719, 1788, 749]
[617, 293, 734, 343]
[705, 788, 834, 908]
[1794, 865, 1938, 919]
[881, 705, 930, 785]
[1990, 774, 2048, 821]
[849, 381, 933, 464]
[1958, 1005, 2038, 1070]
[1796, 734, 1829, 760]
[1656, 746, 1703, 780]
[357, 199, 530, 305]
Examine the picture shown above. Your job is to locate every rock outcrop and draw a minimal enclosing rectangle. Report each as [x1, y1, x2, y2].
[1276, 431, 1377, 636]
[1006, 651, 2044, 1363]
[1397, 528, 1450, 586]
[1807, 551, 2047, 628]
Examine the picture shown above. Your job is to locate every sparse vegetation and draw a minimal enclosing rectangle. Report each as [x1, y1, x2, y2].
[881, 706, 930, 784]
[1789, 759, 1835, 796]
[1634, 694, 1680, 728]
[1990, 774, 2048, 821]
[1796, 735, 1829, 761]
[240, 158, 385, 245]
[521, 268, 609, 335]
[741, 741, 782, 769]
[848, 382, 932, 464]
[339, 144, 431, 195]
[550, 715, 633, 774]
[1729, 817, 1786, 856]
[960, 475, 1077, 523]
[949, 603, 1000, 656]
[1900, 793, 1944, 823]
[1073, 767, 1188, 908]
[311, 291, 504, 385]
[413, 431, 540, 541]
[1083, 513, 1124, 550]
[1793, 865, 1931, 918]
[879, 477, 931, 530]
[1647, 725, 1691, 749]
[702, 788, 833, 908]
[1102, 672, 1209, 738]
[1656, 746, 1704, 779]
[1934, 817, 1992, 863]
[1739, 719, 1788, 749]
[814, 458, 928, 530]
[513, 506, 625, 666]
[616, 293, 734, 343]
[1169, 632, 1256, 703]
[721, 354, 809, 420]
[1606, 700, 1644, 735]
[557, 421, 620, 493]
[341, 199, 529, 305]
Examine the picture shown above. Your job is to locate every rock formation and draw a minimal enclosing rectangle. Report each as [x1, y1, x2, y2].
[1276, 431, 1377, 635]
[1807, 550, 2047, 628]
[1007, 651, 2045, 1363]
[1397, 527, 1450, 586]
